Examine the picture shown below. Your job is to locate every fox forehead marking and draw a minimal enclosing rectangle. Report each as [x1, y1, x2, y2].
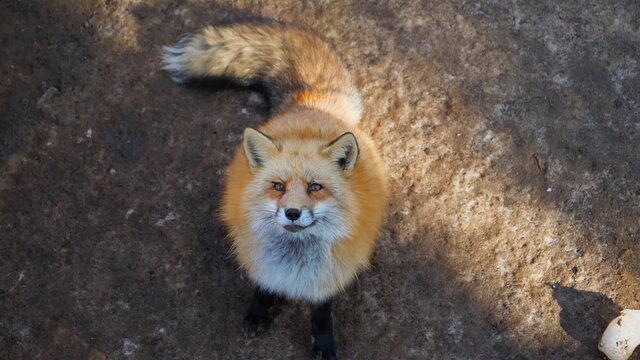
[277, 179, 311, 208]
[265, 162, 327, 183]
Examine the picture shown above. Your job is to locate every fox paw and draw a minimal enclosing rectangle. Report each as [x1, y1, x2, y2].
[242, 314, 270, 338]
[311, 347, 337, 360]
[311, 334, 337, 360]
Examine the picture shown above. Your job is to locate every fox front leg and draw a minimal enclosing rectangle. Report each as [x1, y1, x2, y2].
[243, 287, 279, 337]
[310, 299, 338, 360]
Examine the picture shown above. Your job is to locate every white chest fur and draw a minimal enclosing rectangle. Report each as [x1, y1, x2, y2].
[251, 233, 337, 303]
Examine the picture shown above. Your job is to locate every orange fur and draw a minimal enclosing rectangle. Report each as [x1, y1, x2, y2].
[222, 105, 388, 297]
[164, 23, 388, 301]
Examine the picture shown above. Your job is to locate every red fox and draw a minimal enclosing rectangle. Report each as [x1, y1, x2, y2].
[162, 23, 388, 359]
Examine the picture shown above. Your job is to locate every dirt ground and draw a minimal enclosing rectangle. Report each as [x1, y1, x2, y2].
[1, 0, 639, 359]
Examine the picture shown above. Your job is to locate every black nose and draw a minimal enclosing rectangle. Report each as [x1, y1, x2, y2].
[285, 208, 301, 221]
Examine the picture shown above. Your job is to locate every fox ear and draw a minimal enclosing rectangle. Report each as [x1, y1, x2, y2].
[243, 128, 278, 169]
[324, 132, 359, 173]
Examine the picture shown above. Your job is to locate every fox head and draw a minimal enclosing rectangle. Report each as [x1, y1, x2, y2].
[241, 127, 360, 242]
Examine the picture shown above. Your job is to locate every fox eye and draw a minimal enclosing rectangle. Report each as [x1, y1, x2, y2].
[308, 183, 323, 192]
[272, 182, 285, 192]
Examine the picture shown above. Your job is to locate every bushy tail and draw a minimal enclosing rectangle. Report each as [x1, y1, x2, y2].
[162, 24, 362, 125]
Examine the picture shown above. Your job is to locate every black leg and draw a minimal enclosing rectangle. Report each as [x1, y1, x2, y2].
[243, 286, 278, 337]
[310, 299, 338, 360]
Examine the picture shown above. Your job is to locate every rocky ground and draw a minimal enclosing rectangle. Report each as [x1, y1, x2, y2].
[1, 0, 639, 359]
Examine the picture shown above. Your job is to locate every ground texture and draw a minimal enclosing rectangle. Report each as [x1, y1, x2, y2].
[1, 1, 639, 359]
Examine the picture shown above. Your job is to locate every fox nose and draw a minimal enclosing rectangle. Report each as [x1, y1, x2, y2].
[285, 208, 301, 221]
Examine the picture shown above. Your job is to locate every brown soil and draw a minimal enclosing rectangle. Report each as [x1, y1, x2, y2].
[1, 1, 639, 359]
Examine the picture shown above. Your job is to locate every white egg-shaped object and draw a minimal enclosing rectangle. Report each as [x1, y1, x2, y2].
[599, 309, 640, 360]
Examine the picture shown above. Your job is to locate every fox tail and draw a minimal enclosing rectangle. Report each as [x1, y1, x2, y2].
[162, 23, 362, 125]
